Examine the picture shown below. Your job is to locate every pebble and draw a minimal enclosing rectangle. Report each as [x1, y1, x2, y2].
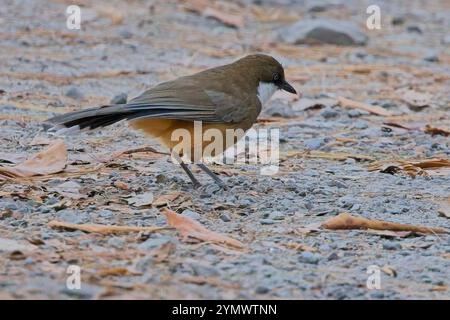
[107, 237, 125, 249]
[383, 241, 402, 250]
[298, 252, 321, 264]
[56, 209, 89, 224]
[304, 137, 329, 150]
[263, 99, 295, 118]
[279, 18, 368, 46]
[320, 107, 339, 119]
[110, 93, 128, 104]
[65, 87, 84, 100]
[137, 236, 172, 251]
[219, 213, 231, 222]
[181, 209, 201, 220]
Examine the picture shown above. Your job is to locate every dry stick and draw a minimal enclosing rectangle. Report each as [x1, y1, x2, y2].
[322, 213, 448, 235]
[48, 220, 173, 235]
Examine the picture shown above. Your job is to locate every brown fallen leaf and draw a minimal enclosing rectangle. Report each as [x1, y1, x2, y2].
[113, 181, 130, 191]
[153, 192, 181, 207]
[322, 213, 448, 234]
[424, 125, 450, 137]
[368, 158, 450, 178]
[381, 265, 397, 277]
[163, 208, 244, 249]
[0, 140, 67, 179]
[337, 96, 393, 116]
[97, 267, 141, 277]
[180, 276, 240, 289]
[430, 285, 448, 292]
[48, 220, 172, 235]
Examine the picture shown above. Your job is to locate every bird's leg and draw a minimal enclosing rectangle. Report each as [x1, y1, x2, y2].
[171, 152, 202, 188]
[196, 163, 227, 190]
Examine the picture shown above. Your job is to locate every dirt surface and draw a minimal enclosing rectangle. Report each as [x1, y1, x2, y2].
[1, 0, 450, 299]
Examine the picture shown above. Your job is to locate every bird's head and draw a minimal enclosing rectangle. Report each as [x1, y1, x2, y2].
[236, 54, 297, 94]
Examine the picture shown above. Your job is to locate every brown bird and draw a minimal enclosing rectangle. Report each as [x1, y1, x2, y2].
[47, 54, 297, 189]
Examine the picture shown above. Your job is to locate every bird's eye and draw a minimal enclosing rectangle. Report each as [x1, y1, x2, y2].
[273, 73, 280, 81]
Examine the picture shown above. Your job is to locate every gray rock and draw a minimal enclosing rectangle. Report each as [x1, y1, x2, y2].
[298, 252, 321, 264]
[219, 213, 231, 222]
[56, 209, 89, 224]
[181, 209, 201, 220]
[65, 87, 84, 100]
[353, 120, 369, 129]
[320, 107, 339, 119]
[255, 286, 270, 294]
[279, 19, 368, 46]
[383, 241, 402, 250]
[107, 237, 125, 249]
[110, 93, 128, 104]
[190, 263, 220, 277]
[304, 137, 329, 150]
[260, 219, 276, 225]
[137, 236, 172, 251]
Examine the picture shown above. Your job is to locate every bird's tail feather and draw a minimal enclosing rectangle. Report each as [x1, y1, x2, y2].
[46, 105, 156, 135]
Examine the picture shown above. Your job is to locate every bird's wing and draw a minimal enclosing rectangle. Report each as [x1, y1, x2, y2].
[125, 79, 258, 123]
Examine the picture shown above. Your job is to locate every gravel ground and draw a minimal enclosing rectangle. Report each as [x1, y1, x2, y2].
[0, 0, 449, 299]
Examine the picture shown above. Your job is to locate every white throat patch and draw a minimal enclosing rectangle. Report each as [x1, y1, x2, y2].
[257, 82, 277, 106]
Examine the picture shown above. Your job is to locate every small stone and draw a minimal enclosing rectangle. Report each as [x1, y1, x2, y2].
[383, 241, 402, 250]
[391, 16, 405, 25]
[279, 18, 368, 46]
[56, 209, 88, 224]
[219, 213, 231, 222]
[107, 237, 125, 249]
[255, 286, 270, 294]
[110, 93, 128, 104]
[65, 87, 84, 100]
[320, 107, 339, 119]
[190, 263, 220, 277]
[260, 219, 276, 225]
[328, 180, 347, 189]
[304, 137, 329, 150]
[298, 252, 321, 264]
[181, 209, 201, 220]
[137, 236, 171, 251]
[353, 120, 369, 129]
[423, 51, 439, 62]
[407, 25, 422, 34]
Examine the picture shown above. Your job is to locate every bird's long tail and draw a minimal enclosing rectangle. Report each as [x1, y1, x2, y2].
[46, 105, 151, 134]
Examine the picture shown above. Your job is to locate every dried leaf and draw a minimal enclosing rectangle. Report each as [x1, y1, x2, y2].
[424, 125, 450, 137]
[163, 208, 244, 249]
[153, 192, 181, 207]
[152, 241, 176, 263]
[97, 267, 141, 277]
[0, 140, 67, 179]
[48, 220, 171, 235]
[322, 212, 448, 234]
[113, 181, 130, 191]
[369, 158, 450, 178]
[381, 265, 397, 277]
[337, 96, 393, 116]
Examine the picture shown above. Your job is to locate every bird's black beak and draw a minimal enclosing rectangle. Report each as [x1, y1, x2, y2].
[280, 80, 297, 95]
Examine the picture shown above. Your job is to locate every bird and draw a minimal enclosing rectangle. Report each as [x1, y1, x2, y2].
[46, 54, 297, 189]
